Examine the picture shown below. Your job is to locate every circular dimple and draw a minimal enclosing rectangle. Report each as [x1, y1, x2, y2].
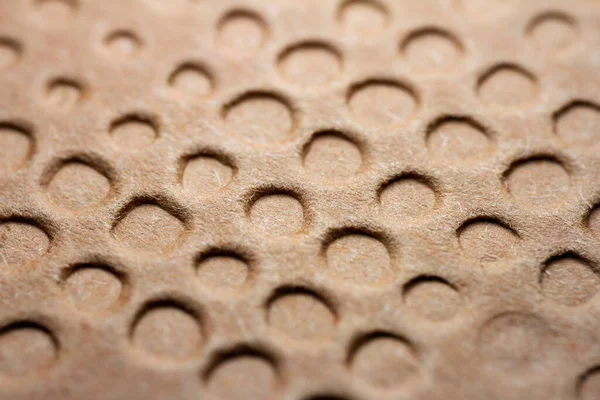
[45, 78, 83, 111]
[112, 203, 185, 251]
[541, 255, 600, 306]
[402, 28, 463, 73]
[477, 64, 537, 108]
[426, 117, 491, 160]
[217, 10, 267, 56]
[267, 288, 336, 341]
[103, 30, 141, 58]
[302, 131, 362, 181]
[403, 276, 462, 321]
[0, 123, 33, 172]
[35, 0, 77, 20]
[350, 334, 419, 390]
[0, 323, 57, 377]
[478, 312, 554, 372]
[0, 220, 50, 265]
[249, 193, 304, 235]
[46, 161, 110, 210]
[325, 233, 393, 286]
[109, 114, 157, 150]
[458, 218, 519, 262]
[580, 367, 600, 400]
[224, 93, 293, 145]
[206, 352, 278, 400]
[379, 176, 436, 220]
[348, 80, 417, 125]
[169, 63, 212, 96]
[527, 12, 577, 53]
[338, 0, 388, 36]
[554, 101, 600, 147]
[182, 155, 233, 196]
[64, 265, 123, 313]
[278, 42, 342, 86]
[0, 39, 21, 70]
[504, 157, 570, 207]
[132, 304, 203, 360]
[589, 206, 600, 236]
[196, 252, 249, 291]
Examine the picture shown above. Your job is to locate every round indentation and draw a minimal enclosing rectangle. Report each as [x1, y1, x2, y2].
[589, 206, 600, 236]
[64, 264, 124, 313]
[477, 64, 538, 108]
[338, 0, 388, 36]
[348, 80, 417, 125]
[112, 203, 185, 251]
[103, 30, 141, 58]
[0, 220, 50, 265]
[325, 232, 393, 286]
[554, 101, 600, 147]
[132, 303, 203, 360]
[205, 350, 278, 400]
[217, 10, 267, 56]
[182, 155, 233, 196]
[278, 42, 342, 86]
[403, 276, 462, 321]
[224, 93, 294, 145]
[196, 251, 249, 291]
[426, 116, 491, 160]
[0, 123, 33, 172]
[0, 39, 21, 70]
[402, 28, 463, 73]
[579, 367, 600, 400]
[458, 218, 519, 262]
[349, 333, 419, 390]
[478, 312, 554, 372]
[527, 11, 577, 53]
[45, 78, 83, 111]
[46, 161, 110, 210]
[504, 157, 570, 207]
[379, 176, 436, 220]
[169, 63, 212, 96]
[0, 322, 58, 377]
[302, 131, 362, 181]
[34, 0, 77, 20]
[109, 114, 158, 150]
[541, 254, 600, 306]
[267, 288, 336, 341]
[249, 193, 304, 235]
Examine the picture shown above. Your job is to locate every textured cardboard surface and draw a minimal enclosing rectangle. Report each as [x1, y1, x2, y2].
[2, 0, 600, 399]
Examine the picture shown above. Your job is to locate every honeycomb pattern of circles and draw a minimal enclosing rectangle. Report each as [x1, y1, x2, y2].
[1, 0, 599, 398]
